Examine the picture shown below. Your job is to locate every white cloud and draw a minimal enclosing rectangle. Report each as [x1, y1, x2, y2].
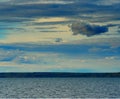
[10, 0, 73, 5]
[34, 17, 69, 23]
[95, 0, 120, 5]
[105, 56, 118, 60]
[0, 0, 10, 2]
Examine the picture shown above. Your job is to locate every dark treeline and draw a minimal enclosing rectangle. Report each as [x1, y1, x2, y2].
[0, 72, 120, 78]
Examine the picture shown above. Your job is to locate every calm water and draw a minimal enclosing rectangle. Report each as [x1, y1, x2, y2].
[0, 78, 120, 98]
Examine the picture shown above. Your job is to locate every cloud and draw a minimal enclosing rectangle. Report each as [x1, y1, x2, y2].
[71, 22, 108, 37]
[35, 17, 69, 22]
[0, 48, 23, 62]
[105, 56, 118, 60]
[95, 0, 120, 5]
[0, 0, 120, 23]
[11, 0, 74, 5]
[0, 43, 120, 72]
[55, 38, 63, 42]
[88, 47, 102, 52]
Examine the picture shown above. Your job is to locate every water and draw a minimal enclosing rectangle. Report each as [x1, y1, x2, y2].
[0, 78, 119, 98]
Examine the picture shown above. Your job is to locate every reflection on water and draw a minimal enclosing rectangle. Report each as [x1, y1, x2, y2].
[0, 78, 120, 98]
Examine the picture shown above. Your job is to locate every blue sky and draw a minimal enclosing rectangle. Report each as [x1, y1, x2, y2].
[0, 0, 120, 72]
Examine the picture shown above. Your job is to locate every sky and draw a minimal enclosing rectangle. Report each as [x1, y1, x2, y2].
[0, 0, 120, 72]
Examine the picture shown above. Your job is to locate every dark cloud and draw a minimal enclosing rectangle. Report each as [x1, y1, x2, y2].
[106, 24, 120, 27]
[118, 30, 120, 33]
[71, 22, 108, 37]
[55, 38, 62, 42]
[0, 3, 78, 18]
[0, 17, 31, 23]
[0, 0, 120, 23]
[0, 27, 24, 31]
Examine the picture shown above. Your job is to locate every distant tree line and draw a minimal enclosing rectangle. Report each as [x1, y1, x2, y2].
[0, 72, 120, 78]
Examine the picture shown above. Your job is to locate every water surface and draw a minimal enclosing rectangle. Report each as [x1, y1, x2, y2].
[0, 78, 120, 98]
